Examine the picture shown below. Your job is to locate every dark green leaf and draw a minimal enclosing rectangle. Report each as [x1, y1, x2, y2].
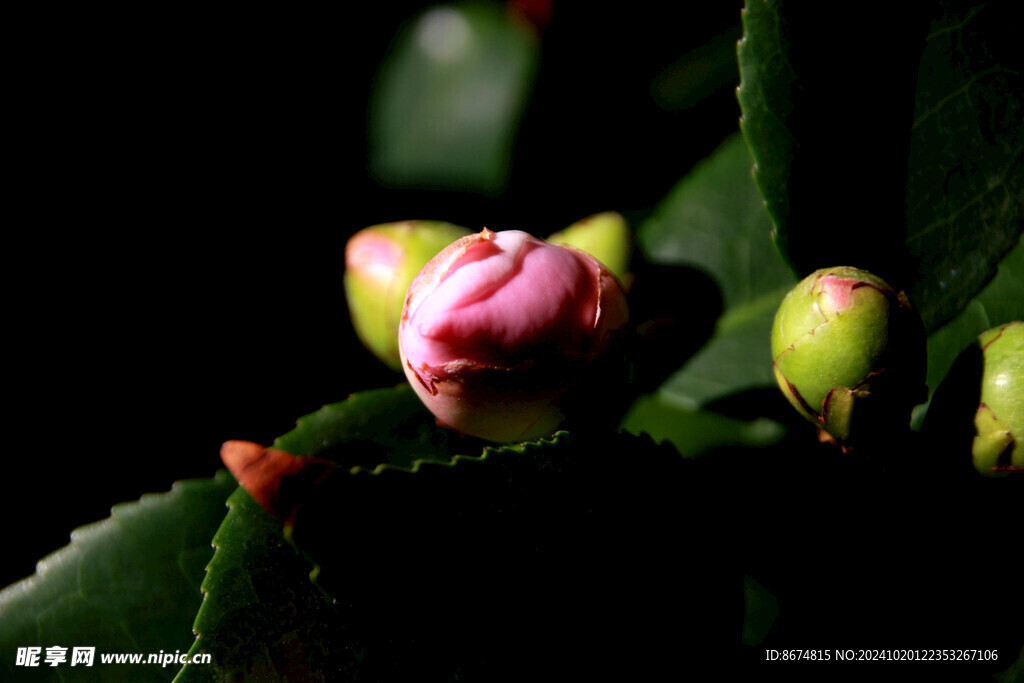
[621, 391, 785, 456]
[995, 644, 1024, 683]
[176, 386, 471, 681]
[651, 27, 742, 113]
[657, 290, 790, 407]
[905, 1, 1024, 330]
[737, 0, 1022, 330]
[271, 384, 487, 471]
[286, 429, 741, 679]
[638, 133, 796, 408]
[0, 471, 236, 683]
[737, 1, 927, 285]
[912, 234, 1024, 428]
[179, 388, 743, 680]
[369, 1, 539, 194]
[640, 134, 794, 311]
[735, 0, 798, 268]
[175, 486, 352, 682]
[741, 574, 779, 647]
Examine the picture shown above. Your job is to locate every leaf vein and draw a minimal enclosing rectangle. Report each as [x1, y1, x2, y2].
[912, 65, 1005, 130]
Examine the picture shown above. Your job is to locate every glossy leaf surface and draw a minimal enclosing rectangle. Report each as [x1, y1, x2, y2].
[906, 2, 1024, 330]
[738, 0, 1022, 330]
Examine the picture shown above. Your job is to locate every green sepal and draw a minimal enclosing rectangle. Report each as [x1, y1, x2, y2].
[548, 211, 632, 282]
[345, 221, 470, 370]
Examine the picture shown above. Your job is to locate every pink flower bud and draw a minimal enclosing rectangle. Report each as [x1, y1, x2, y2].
[399, 229, 629, 442]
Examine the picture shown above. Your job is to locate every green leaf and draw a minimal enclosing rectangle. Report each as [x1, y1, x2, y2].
[735, 0, 797, 269]
[651, 27, 742, 113]
[621, 390, 785, 456]
[741, 574, 779, 647]
[177, 386, 479, 681]
[738, 0, 1023, 331]
[180, 388, 743, 679]
[271, 384, 486, 470]
[736, 1, 928, 283]
[0, 471, 236, 683]
[658, 289, 791, 407]
[905, 1, 1024, 330]
[912, 234, 1024, 428]
[286, 429, 741, 679]
[639, 133, 796, 408]
[175, 486, 351, 682]
[369, 1, 539, 194]
[640, 134, 794, 311]
[995, 644, 1024, 683]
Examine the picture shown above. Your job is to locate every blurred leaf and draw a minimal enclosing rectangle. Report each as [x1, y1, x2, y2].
[641, 134, 794, 310]
[651, 27, 742, 112]
[905, 1, 1024, 330]
[995, 644, 1024, 683]
[639, 133, 796, 407]
[738, 0, 1022, 330]
[369, 2, 539, 194]
[659, 290, 791, 407]
[620, 391, 784, 456]
[0, 471, 236, 683]
[741, 574, 779, 647]
[912, 234, 1024, 428]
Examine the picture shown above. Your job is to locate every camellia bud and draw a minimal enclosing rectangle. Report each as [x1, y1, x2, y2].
[399, 228, 629, 442]
[770, 266, 925, 444]
[972, 321, 1023, 477]
[345, 221, 470, 370]
[547, 211, 633, 284]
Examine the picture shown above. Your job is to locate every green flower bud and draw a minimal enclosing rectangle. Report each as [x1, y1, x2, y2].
[771, 266, 925, 444]
[972, 321, 1023, 477]
[345, 221, 470, 370]
[547, 211, 632, 284]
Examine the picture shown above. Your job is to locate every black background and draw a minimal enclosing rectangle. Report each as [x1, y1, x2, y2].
[5, 3, 744, 588]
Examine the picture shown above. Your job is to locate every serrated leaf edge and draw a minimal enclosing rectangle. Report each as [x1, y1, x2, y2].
[3, 470, 234, 599]
[347, 429, 571, 476]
